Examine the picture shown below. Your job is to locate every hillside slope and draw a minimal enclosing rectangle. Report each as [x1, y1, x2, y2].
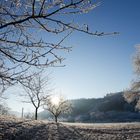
[39, 92, 140, 122]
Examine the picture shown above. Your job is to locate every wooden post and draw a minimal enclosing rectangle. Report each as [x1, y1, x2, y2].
[21, 107, 24, 118]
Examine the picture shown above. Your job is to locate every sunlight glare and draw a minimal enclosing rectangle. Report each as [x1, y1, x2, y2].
[51, 96, 60, 106]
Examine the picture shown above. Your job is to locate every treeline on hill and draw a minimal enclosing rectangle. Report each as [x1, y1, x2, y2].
[39, 92, 140, 123]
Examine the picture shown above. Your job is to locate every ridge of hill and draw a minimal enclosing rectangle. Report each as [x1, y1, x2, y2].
[39, 92, 140, 122]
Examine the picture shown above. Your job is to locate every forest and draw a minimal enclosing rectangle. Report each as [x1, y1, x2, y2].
[39, 92, 140, 122]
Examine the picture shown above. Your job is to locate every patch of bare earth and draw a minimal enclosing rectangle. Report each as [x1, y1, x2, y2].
[0, 115, 140, 140]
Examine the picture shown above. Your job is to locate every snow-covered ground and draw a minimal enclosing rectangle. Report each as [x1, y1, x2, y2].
[1, 115, 140, 140]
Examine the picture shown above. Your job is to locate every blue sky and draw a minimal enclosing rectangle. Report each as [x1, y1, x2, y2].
[52, 0, 140, 98]
[6, 0, 140, 112]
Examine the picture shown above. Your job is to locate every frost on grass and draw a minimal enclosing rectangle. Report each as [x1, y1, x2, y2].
[0, 115, 140, 140]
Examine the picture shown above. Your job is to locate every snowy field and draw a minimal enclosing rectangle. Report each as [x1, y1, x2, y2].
[0, 115, 140, 140]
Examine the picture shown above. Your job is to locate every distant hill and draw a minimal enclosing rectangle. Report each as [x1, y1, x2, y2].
[39, 92, 140, 122]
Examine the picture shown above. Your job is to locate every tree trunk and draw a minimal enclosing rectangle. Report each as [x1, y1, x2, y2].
[55, 116, 58, 123]
[35, 108, 38, 120]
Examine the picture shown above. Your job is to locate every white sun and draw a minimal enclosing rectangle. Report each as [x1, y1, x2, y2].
[51, 96, 60, 106]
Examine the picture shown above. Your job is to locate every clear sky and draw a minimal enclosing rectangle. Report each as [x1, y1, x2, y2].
[5, 0, 140, 112]
[52, 0, 140, 98]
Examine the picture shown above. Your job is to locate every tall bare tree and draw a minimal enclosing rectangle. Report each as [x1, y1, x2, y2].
[21, 73, 51, 120]
[124, 45, 140, 111]
[0, 0, 118, 93]
[44, 95, 72, 123]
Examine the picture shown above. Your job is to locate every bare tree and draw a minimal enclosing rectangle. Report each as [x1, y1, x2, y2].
[44, 95, 72, 123]
[0, 0, 118, 93]
[21, 73, 51, 120]
[0, 103, 10, 115]
[124, 45, 140, 111]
